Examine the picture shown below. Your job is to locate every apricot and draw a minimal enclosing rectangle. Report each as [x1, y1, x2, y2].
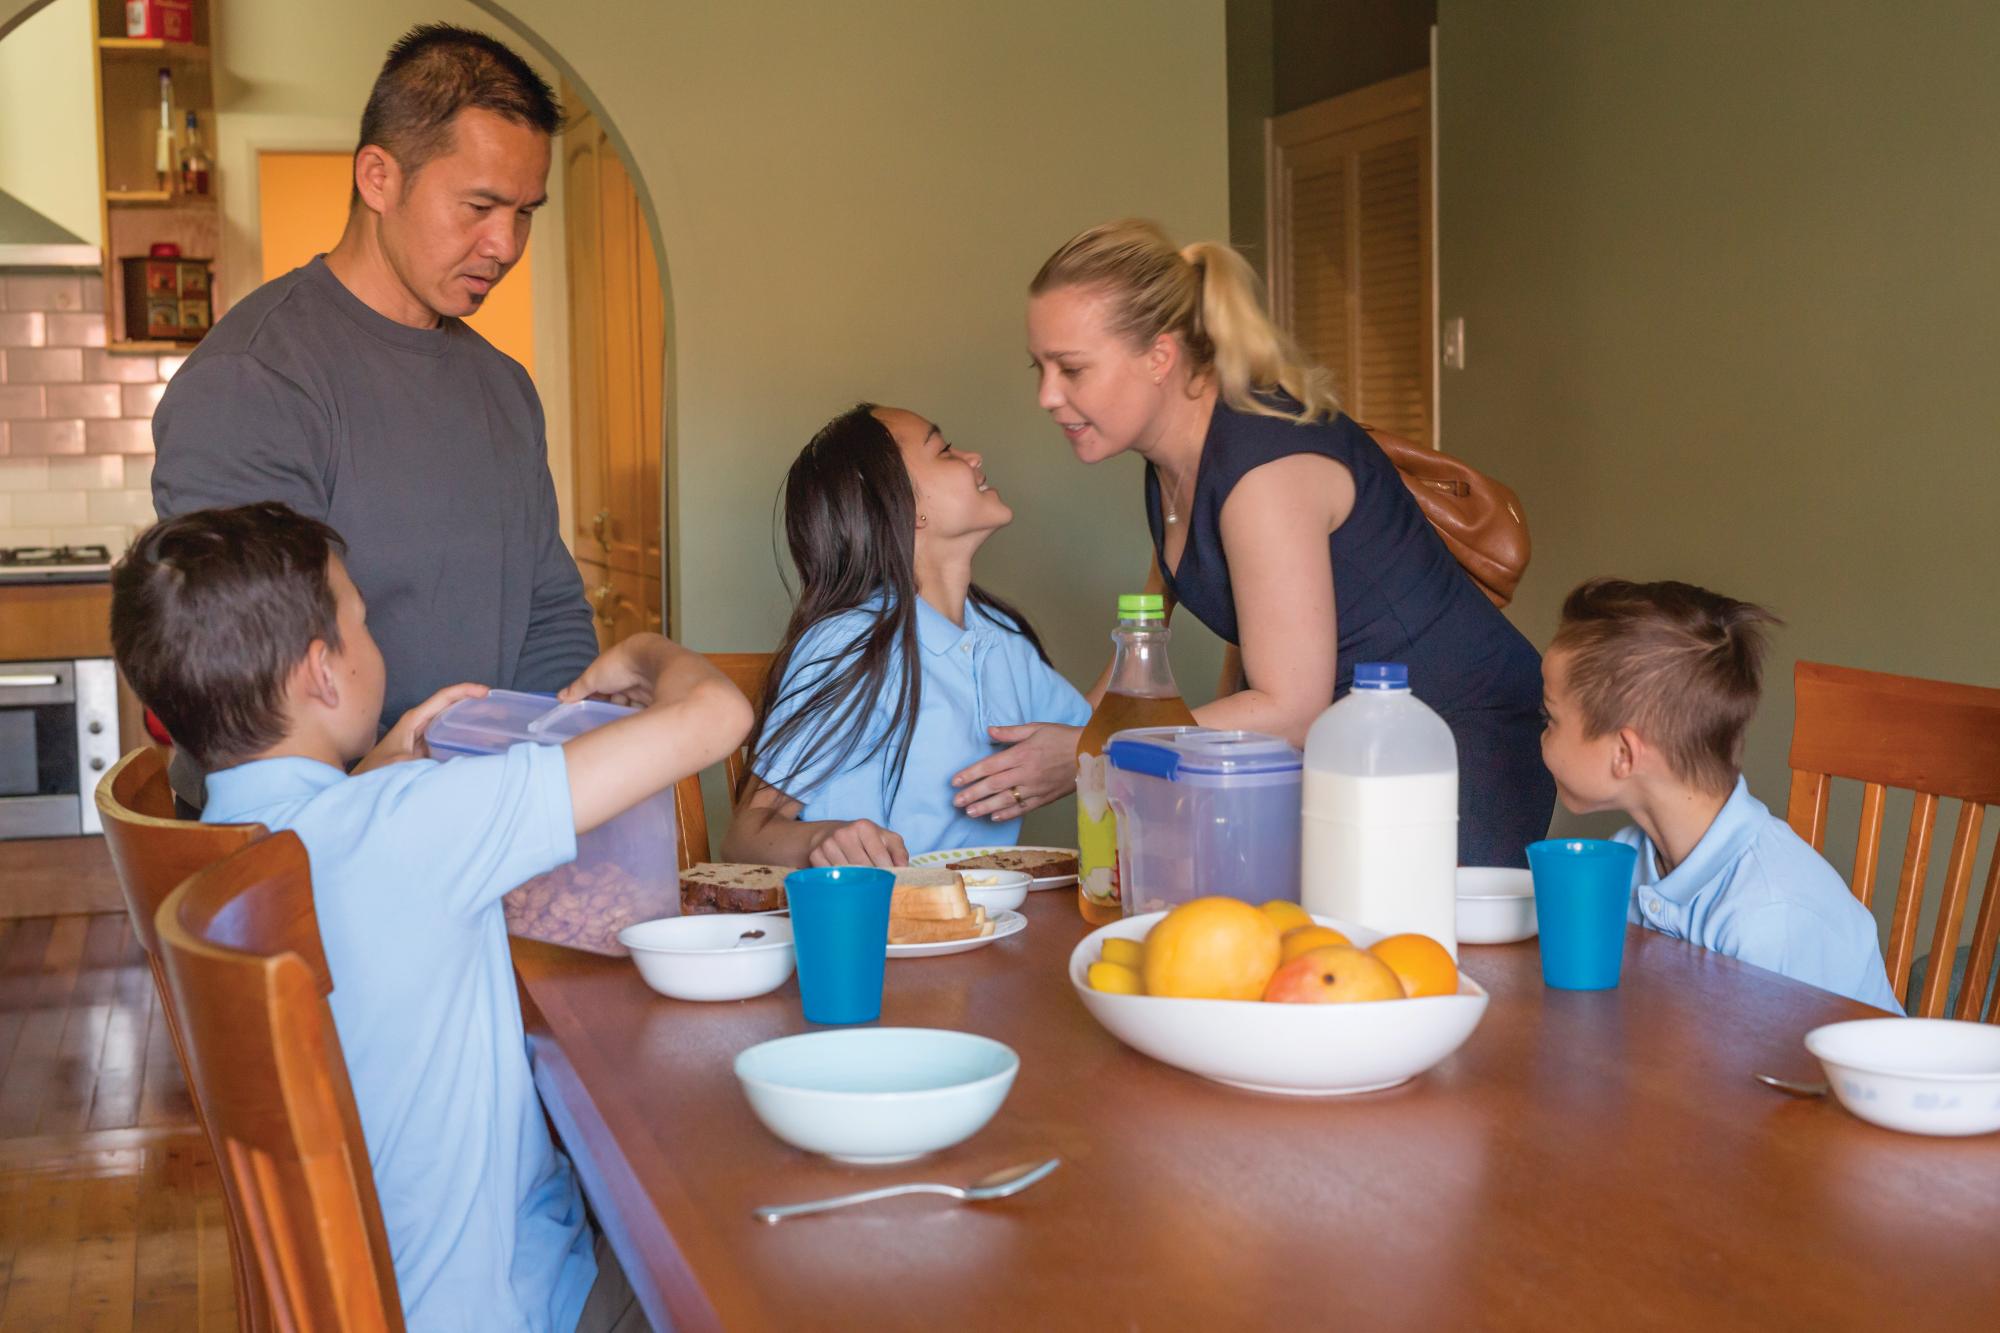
[1258, 900, 1315, 934]
[1261, 945, 1404, 1004]
[1279, 924, 1353, 963]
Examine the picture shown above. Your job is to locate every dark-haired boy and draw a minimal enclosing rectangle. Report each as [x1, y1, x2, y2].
[113, 502, 751, 1330]
[152, 24, 595, 807]
[1539, 578, 1900, 1011]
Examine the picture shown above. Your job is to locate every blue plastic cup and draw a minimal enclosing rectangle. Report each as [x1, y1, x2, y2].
[785, 867, 895, 1024]
[1526, 838, 1638, 990]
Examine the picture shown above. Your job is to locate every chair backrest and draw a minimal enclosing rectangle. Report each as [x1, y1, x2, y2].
[156, 832, 405, 1333]
[1787, 660, 2000, 1020]
[674, 651, 774, 868]
[95, 744, 272, 1333]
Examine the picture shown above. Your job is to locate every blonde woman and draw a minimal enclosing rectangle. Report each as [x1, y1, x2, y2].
[956, 218, 1552, 868]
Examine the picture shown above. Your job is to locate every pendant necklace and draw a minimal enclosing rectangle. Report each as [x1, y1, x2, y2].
[1161, 465, 1194, 526]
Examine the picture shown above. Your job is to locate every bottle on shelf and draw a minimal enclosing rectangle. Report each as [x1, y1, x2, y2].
[1076, 593, 1197, 924]
[154, 68, 176, 195]
[179, 111, 210, 196]
[1299, 662, 1461, 957]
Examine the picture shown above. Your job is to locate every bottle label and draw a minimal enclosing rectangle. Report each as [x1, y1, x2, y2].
[1076, 752, 1119, 909]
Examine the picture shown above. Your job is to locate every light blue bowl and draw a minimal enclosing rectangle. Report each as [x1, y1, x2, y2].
[733, 1028, 1020, 1164]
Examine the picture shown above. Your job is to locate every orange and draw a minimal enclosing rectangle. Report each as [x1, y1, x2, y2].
[1259, 900, 1315, 934]
[1279, 924, 1352, 963]
[1368, 933, 1459, 998]
[1142, 897, 1283, 1000]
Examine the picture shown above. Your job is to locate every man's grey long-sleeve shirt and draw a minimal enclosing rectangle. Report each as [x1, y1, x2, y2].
[152, 256, 599, 729]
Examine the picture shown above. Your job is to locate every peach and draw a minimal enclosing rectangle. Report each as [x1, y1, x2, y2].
[1261, 945, 1405, 1004]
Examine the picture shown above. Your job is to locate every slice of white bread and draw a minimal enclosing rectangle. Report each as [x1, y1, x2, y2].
[891, 867, 971, 921]
[888, 914, 995, 945]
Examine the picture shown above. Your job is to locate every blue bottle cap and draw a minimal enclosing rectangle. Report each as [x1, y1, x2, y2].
[1352, 662, 1409, 690]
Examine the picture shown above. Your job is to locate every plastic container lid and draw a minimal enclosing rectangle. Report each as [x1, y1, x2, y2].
[426, 688, 634, 754]
[1117, 593, 1166, 620]
[1352, 662, 1409, 690]
[1106, 727, 1302, 781]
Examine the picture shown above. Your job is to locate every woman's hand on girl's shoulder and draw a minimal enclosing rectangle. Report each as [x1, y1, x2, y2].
[806, 819, 909, 868]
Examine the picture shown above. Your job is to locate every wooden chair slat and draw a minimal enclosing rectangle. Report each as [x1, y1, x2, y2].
[1914, 804, 1984, 1018]
[1882, 792, 1937, 997]
[1961, 852, 2000, 1024]
[1785, 770, 1831, 852]
[671, 652, 773, 874]
[157, 832, 404, 1332]
[1849, 782, 1887, 909]
[94, 745, 271, 1333]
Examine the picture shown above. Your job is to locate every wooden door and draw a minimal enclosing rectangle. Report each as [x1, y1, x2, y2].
[1268, 70, 1434, 446]
[562, 92, 666, 646]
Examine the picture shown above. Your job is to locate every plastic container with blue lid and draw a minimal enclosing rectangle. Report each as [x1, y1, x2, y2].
[1104, 726, 1303, 915]
[426, 690, 680, 953]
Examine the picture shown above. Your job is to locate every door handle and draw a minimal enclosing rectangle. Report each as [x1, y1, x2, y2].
[592, 508, 610, 546]
[0, 674, 61, 689]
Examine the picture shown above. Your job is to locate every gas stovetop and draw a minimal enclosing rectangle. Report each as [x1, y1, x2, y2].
[0, 544, 113, 584]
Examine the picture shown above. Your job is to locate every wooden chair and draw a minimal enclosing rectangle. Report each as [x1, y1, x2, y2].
[95, 745, 272, 1332]
[1786, 660, 2000, 1020]
[156, 831, 405, 1332]
[673, 651, 774, 867]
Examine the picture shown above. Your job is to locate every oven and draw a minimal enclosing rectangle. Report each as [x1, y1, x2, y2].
[0, 660, 121, 839]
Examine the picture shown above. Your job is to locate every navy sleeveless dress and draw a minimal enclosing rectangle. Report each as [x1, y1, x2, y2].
[1149, 400, 1554, 867]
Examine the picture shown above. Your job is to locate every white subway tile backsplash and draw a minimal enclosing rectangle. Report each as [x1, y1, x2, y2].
[123, 453, 154, 493]
[86, 488, 154, 527]
[0, 312, 45, 347]
[3, 347, 83, 383]
[46, 384, 122, 419]
[3, 275, 82, 312]
[121, 382, 166, 417]
[6, 419, 85, 455]
[156, 354, 187, 381]
[44, 312, 107, 349]
[82, 349, 162, 384]
[85, 419, 154, 455]
[65, 524, 137, 556]
[0, 458, 49, 491]
[0, 527, 54, 547]
[0, 386, 43, 419]
[48, 456, 123, 491]
[79, 282, 103, 314]
[26, 489, 87, 526]
[0, 495, 9, 525]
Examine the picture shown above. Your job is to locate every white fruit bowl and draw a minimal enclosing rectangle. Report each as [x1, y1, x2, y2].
[1069, 911, 1488, 1096]
[1805, 1018, 2000, 1137]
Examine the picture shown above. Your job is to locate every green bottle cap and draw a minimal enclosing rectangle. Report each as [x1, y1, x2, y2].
[1118, 593, 1166, 618]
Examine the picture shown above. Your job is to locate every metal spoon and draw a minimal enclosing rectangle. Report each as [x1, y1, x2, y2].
[1754, 1072, 1830, 1098]
[752, 1157, 1061, 1224]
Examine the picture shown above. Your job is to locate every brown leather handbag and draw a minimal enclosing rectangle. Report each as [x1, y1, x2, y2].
[1364, 426, 1532, 608]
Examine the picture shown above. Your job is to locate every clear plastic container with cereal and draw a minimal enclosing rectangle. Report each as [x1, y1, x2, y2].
[426, 690, 679, 955]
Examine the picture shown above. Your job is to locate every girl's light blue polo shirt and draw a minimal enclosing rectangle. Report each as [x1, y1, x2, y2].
[755, 593, 1090, 855]
[204, 744, 594, 1332]
[1615, 777, 1903, 1012]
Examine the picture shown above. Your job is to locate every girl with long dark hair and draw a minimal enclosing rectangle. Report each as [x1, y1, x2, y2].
[720, 404, 1089, 867]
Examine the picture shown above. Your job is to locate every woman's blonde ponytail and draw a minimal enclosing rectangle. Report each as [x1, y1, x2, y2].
[1032, 219, 1339, 424]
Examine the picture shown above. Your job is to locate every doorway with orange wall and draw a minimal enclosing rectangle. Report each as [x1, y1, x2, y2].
[255, 150, 535, 372]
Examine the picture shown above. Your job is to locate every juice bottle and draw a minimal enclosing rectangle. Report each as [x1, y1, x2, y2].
[1299, 662, 1460, 956]
[1077, 594, 1197, 924]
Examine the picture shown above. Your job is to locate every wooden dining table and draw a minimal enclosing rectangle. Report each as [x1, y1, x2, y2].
[511, 893, 2000, 1331]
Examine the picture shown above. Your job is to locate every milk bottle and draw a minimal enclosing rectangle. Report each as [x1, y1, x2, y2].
[1299, 662, 1459, 957]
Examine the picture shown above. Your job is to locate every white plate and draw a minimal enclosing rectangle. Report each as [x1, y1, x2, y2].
[887, 909, 1027, 958]
[910, 845, 1079, 890]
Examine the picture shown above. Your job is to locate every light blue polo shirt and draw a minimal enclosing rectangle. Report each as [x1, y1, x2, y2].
[204, 744, 594, 1333]
[1615, 777, 1903, 1012]
[756, 593, 1090, 855]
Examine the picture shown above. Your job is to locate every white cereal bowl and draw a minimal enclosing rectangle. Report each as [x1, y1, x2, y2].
[1804, 1017, 2000, 1137]
[734, 1028, 1020, 1163]
[617, 914, 795, 1002]
[1070, 912, 1488, 1096]
[958, 869, 1032, 913]
[1455, 866, 1538, 944]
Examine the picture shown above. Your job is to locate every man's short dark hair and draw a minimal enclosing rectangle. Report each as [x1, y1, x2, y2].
[354, 23, 562, 197]
[111, 503, 347, 772]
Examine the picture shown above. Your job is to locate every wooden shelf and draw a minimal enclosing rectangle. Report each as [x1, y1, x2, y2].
[98, 38, 210, 61]
[108, 339, 200, 354]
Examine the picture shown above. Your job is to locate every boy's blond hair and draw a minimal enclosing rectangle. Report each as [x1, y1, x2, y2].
[1551, 578, 1782, 795]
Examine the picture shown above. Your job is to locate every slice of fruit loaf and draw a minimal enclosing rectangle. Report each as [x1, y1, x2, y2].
[680, 862, 790, 915]
[945, 848, 1078, 879]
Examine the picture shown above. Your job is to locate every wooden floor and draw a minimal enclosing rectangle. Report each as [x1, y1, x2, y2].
[0, 913, 236, 1330]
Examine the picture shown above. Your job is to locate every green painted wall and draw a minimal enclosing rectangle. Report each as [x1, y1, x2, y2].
[1436, 1, 2000, 939]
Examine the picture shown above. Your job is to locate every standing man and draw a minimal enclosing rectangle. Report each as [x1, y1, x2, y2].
[152, 24, 598, 774]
